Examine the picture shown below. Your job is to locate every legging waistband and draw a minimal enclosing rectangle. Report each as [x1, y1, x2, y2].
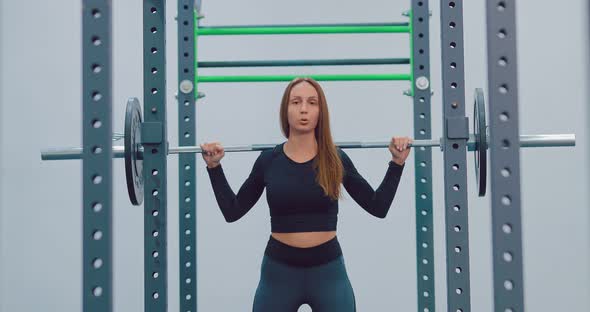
[264, 234, 343, 268]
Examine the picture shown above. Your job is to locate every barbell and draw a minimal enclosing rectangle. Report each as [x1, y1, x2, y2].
[41, 89, 575, 205]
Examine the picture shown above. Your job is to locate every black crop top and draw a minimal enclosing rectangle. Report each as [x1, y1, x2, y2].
[205, 142, 405, 233]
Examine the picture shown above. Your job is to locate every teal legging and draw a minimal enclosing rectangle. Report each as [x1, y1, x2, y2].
[252, 254, 356, 311]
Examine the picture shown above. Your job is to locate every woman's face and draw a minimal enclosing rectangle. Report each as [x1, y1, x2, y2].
[287, 81, 320, 135]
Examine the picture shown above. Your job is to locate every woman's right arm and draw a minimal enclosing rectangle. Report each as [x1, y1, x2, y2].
[205, 152, 267, 222]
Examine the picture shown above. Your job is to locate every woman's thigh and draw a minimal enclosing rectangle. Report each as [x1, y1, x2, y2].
[252, 256, 306, 312]
[305, 256, 356, 312]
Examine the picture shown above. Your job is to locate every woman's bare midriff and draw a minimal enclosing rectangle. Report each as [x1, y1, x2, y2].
[271, 231, 337, 248]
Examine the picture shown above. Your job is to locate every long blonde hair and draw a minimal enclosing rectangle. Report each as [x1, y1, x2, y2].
[279, 77, 344, 200]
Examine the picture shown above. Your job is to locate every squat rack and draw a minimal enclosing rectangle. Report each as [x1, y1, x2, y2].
[76, 0, 435, 310]
[43, 0, 576, 311]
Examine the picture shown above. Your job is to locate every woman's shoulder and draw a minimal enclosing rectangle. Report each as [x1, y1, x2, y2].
[254, 143, 282, 165]
[335, 146, 350, 161]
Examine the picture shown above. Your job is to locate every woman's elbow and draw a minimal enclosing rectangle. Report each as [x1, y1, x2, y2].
[223, 213, 241, 223]
[373, 210, 389, 219]
[368, 199, 390, 218]
[219, 206, 240, 223]
[368, 204, 389, 219]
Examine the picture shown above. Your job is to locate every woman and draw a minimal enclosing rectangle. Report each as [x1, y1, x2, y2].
[200, 77, 412, 312]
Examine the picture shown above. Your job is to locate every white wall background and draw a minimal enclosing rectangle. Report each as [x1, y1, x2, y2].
[0, 0, 588, 311]
[0, 0, 4, 309]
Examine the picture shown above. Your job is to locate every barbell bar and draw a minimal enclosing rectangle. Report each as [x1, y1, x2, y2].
[40, 89, 576, 205]
[40, 134, 575, 161]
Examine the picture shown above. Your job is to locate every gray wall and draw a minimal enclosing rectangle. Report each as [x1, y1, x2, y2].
[0, 0, 3, 309]
[0, 1, 588, 311]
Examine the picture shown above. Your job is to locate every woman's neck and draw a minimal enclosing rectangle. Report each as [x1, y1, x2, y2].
[285, 132, 317, 155]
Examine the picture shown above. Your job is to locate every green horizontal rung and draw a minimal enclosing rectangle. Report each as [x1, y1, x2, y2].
[195, 74, 412, 83]
[198, 58, 411, 68]
[196, 25, 410, 36]
[200, 22, 410, 28]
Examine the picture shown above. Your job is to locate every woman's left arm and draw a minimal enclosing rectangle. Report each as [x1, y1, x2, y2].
[340, 136, 411, 218]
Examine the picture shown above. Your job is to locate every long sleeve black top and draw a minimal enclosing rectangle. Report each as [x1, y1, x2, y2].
[206, 142, 405, 232]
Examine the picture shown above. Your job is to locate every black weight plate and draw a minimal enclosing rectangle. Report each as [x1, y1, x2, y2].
[125, 98, 144, 205]
[474, 88, 487, 197]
